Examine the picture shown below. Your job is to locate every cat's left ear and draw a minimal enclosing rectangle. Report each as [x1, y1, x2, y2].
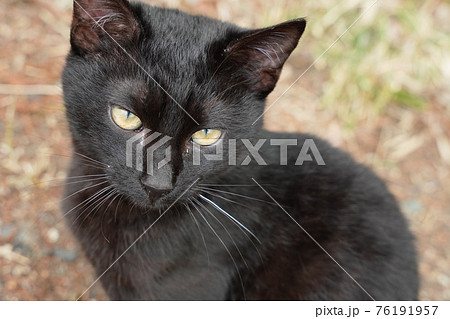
[224, 18, 306, 96]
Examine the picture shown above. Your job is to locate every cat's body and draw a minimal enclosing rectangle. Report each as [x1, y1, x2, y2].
[62, 0, 418, 300]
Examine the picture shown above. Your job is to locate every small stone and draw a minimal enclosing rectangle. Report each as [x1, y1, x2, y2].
[400, 198, 423, 215]
[12, 242, 33, 258]
[47, 228, 60, 243]
[53, 249, 79, 263]
[12, 265, 31, 277]
[0, 224, 15, 239]
[438, 274, 450, 287]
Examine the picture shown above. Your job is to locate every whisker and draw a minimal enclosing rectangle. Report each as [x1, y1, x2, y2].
[45, 153, 108, 170]
[199, 184, 263, 187]
[24, 134, 108, 170]
[75, 162, 108, 170]
[128, 202, 136, 220]
[81, 188, 116, 234]
[41, 176, 108, 189]
[199, 194, 260, 244]
[14, 176, 108, 197]
[35, 184, 115, 240]
[196, 190, 264, 264]
[197, 186, 278, 206]
[195, 188, 254, 211]
[185, 201, 209, 265]
[83, 189, 116, 226]
[191, 199, 246, 300]
[15, 180, 111, 244]
[73, 186, 115, 226]
[62, 184, 114, 223]
[114, 194, 125, 222]
[73, 151, 110, 168]
[64, 174, 108, 180]
[60, 180, 110, 203]
[196, 199, 249, 270]
[101, 193, 121, 244]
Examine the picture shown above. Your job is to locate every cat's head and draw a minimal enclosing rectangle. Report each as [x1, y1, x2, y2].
[63, 0, 305, 209]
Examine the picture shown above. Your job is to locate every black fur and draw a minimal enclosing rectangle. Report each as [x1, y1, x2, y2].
[62, 0, 418, 300]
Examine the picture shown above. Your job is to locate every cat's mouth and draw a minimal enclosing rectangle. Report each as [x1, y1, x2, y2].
[135, 183, 200, 211]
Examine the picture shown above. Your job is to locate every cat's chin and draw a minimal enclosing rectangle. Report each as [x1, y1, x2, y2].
[128, 191, 196, 212]
[139, 184, 203, 211]
[138, 200, 171, 211]
[126, 196, 169, 211]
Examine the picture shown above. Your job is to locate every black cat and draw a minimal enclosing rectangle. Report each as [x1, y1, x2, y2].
[62, 0, 418, 300]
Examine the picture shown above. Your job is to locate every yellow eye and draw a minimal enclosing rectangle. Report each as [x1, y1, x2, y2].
[191, 129, 222, 146]
[111, 107, 143, 131]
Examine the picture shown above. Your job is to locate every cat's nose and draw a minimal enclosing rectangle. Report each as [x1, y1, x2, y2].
[140, 174, 173, 201]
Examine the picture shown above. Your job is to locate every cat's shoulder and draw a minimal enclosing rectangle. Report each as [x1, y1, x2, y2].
[258, 130, 391, 198]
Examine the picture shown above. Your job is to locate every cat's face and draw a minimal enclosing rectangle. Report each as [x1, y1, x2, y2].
[63, 0, 305, 209]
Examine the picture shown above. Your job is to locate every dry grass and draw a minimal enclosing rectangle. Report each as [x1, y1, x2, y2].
[0, 0, 449, 300]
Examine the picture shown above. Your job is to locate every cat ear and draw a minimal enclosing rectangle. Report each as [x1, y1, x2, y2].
[70, 0, 140, 55]
[224, 18, 306, 95]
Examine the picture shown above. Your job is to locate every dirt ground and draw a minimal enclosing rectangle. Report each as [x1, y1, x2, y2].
[0, 0, 449, 300]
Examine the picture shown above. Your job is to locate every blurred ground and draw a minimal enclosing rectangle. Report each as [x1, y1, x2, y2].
[0, 0, 449, 300]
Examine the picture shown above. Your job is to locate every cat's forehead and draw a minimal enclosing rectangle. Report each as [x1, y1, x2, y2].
[138, 5, 234, 41]
[118, 7, 237, 103]
[136, 5, 236, 59]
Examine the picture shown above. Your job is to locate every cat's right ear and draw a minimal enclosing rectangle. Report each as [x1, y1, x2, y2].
[70, 0, 140, 56]
[221, 18, 306, 96]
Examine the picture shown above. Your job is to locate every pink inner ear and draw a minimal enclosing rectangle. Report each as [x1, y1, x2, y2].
[225, 19, 306, 93]
[229, 20, 305, 69]
[245, 39, 292, 70]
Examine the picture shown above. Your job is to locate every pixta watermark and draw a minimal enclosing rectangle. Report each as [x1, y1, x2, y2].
[126, 129, 325, 175]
